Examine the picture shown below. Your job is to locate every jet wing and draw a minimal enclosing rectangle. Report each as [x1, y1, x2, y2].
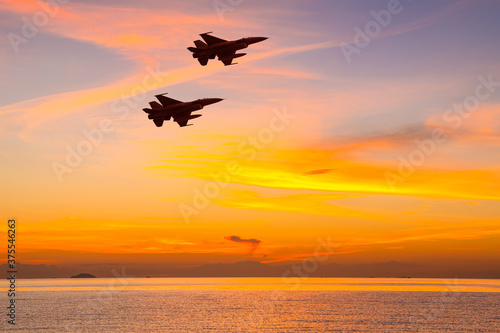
[200, 33, 226, 45]
[217, 51, 236, 66]
[173, 111, 194, 127]
[156, 94, 182, 107]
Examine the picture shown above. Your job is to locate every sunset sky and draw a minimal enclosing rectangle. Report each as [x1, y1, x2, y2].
[1, 0, 500, 278]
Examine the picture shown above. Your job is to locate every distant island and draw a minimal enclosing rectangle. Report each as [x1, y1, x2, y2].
[70, 273, 97, 278]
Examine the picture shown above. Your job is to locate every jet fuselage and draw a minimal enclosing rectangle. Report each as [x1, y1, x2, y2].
[146, 98, 223, 120]
[188, 34, 268, 65]
[190, 41, 248, 58]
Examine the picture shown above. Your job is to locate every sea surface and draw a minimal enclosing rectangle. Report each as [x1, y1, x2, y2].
[2, 277, 499, 332]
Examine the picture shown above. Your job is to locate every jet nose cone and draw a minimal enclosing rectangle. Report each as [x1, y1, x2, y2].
[203, 98, 224, 105]
[247, 37, 268, 44]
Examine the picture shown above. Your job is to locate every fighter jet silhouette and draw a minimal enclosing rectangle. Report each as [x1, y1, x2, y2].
[142, 93, 223, 127]
[187, 32, 268, 66]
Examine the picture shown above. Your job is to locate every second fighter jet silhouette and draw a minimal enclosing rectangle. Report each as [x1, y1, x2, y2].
[143, 93, 223, 127]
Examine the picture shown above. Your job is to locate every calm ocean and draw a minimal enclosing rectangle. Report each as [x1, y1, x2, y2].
[3, 278, 499, 332]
